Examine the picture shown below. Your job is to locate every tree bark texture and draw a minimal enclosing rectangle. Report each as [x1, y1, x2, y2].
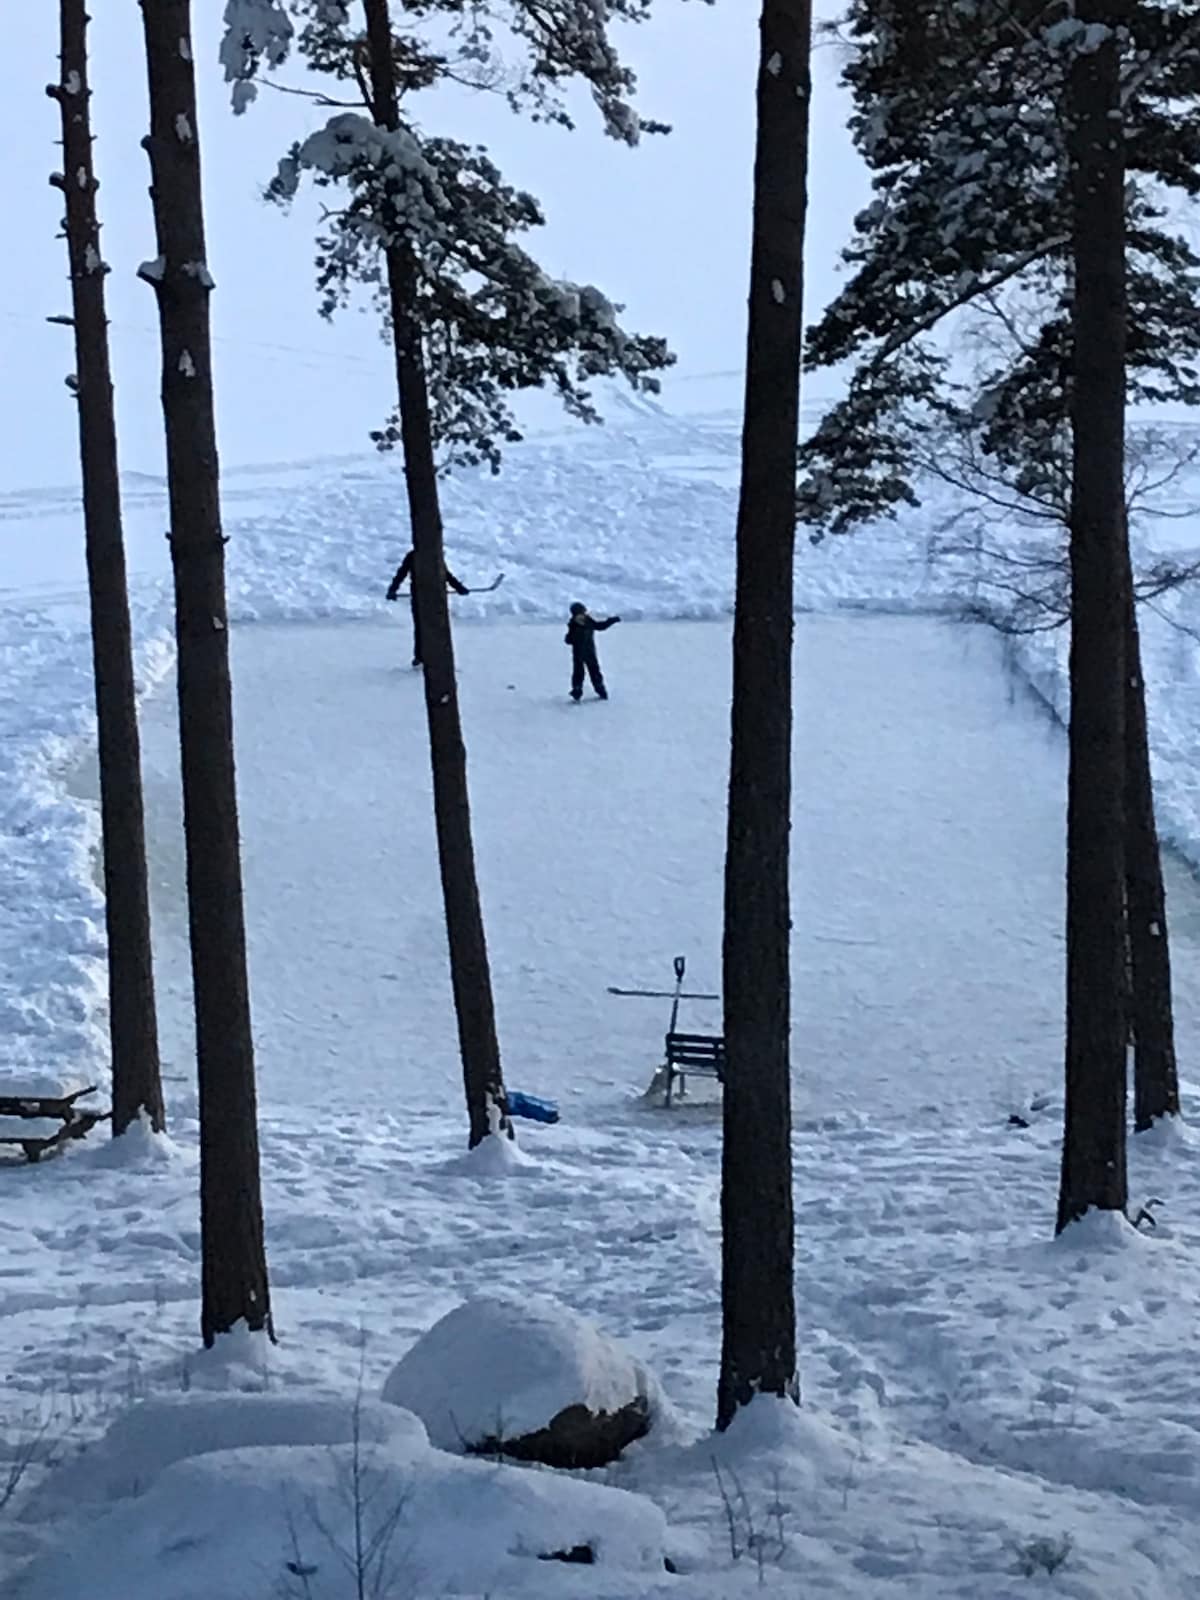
[50, 0, 164, 1136]
[139, 0, 272, 1340]
[718, 0, 811, 1430]
[361, 0, 509, 1147]
[1057, 1, 1130, 1233]
[1124, 573, 1180, 1129]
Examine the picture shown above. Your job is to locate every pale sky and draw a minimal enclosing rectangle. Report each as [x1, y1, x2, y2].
[0, 5, 867, 492]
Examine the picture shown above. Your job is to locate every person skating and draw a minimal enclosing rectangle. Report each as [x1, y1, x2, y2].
[385, 549, 469, 668]
[565, 601, 620, 701]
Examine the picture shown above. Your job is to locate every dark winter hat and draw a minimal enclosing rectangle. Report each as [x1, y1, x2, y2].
[569, 601, 587, 615]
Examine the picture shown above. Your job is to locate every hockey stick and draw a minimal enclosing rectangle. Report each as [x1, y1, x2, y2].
[607, 986, 720, 1000]
[384, 572, 504, 602]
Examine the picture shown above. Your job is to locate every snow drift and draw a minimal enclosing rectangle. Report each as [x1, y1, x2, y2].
[14, 1394, 668, 1600]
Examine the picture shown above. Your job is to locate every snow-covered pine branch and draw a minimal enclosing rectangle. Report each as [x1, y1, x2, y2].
[228, 4, 679, 465]
[220, 0, 706, 138]
[220, 0, 296, 112]
[797, 0, 1200, 538]
[269, 112, 671, 470]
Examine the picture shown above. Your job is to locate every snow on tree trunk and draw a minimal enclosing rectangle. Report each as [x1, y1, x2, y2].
[50, 0, 164, 1137]
[360, 0, 509, 1148]
[138, 0, 272, 1339]
[718, 0, 810, 1430]
[1123, 550, 1180, 1130]
[1056, 1, 1130, 1234]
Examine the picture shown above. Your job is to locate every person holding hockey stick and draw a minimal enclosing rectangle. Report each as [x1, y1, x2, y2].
[565, 601, 620, 701]
[385, 549, 468, 668]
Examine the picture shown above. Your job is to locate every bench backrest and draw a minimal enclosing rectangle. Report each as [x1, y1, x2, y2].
[666, 1031, 725, 1066]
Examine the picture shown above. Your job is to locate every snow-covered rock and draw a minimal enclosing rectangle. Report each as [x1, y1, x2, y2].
[13, 1402, 668, 1600]
[381, 1293, 661, 1468]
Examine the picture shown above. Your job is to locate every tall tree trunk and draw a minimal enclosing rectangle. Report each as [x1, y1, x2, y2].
[49, 0, 164, 1136]
[1124, 575, 1180, 1129]
[139, 0, 272, 1341]
[1056, 1, 1130, 1233]
[718, 0, 811, 1431]
[361, 0, 508, 1147]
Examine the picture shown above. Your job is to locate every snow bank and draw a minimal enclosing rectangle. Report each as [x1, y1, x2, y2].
[15, 1398, 667, 1600]
[0, 615, 109, 1098]
[23, 1393, 427, 1516]
[1035, 613, 1200, 865]
[381, 1293, 661, 1456]
[0, 604, 173, 1098]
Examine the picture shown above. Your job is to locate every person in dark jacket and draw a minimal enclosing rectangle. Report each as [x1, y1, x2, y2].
[385, 549, 469, 667]
[565, 601, 620, 701]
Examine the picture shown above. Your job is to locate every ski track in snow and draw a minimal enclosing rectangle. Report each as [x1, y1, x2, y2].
[7, 405, 1200, 1593]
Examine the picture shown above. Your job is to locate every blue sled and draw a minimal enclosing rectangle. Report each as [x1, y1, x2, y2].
[507, 1090, 559, 1125]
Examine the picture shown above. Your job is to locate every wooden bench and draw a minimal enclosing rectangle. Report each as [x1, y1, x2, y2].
[664, 1029, 726, 1107]
[0, 1086, 108, 1163]
[608, 955, 726, 1107]
[658, 955, 724, 1107]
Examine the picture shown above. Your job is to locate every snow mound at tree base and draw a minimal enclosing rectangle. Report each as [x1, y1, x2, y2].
[1052, 1207, 1147, 1256]
[13, 1395, 668, 1600]
[440, 1128, 538, 1177]
[84, 1112, 184, 1171]
[382, 1292, 663, 1468]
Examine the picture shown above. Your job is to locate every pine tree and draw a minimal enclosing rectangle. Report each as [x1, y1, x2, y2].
[219, 0, 673, 1146]
[140, 0, 272, 1341]
[48, 0, 164, 1137]
[799, 3, 1200, 540]
[717, 0, 812, 1431]
[359, 0, 507, 1146]
[1057, 0, 1130, 1230]
[798, 2, 1200, 1217]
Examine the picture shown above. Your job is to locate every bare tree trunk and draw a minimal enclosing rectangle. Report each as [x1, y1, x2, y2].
[361, 0, 508, 1147]
[49, 0, 164, 1136]
[139, 0, 272, 1341]
[1124, 572, 1180, 1129]
[718, 0, 811, 1431]
[1056, 0, 1129, 1233]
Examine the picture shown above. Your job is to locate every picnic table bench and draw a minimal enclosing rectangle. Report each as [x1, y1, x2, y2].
[0, 1086, 108, 1162]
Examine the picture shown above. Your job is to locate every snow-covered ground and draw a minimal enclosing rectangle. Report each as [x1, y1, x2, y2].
[7, 400, 1200, 1595]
